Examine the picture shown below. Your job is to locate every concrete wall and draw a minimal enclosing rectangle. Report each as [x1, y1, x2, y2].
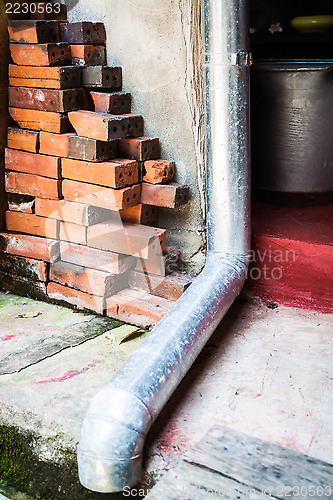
[65, 0, 205, 273]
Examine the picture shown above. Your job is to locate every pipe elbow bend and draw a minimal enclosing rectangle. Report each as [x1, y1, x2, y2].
[77, 386, 152, 493]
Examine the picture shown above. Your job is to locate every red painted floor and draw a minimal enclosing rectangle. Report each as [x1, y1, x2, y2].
[246, 203, 333, 313]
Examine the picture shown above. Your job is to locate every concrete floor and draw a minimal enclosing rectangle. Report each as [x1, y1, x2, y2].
[0, 291, 332, 498]
[144, 294, 333, 483]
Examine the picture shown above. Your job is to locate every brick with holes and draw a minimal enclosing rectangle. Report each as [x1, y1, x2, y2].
[119, 204, 159, 226]
[91, 91, 131, 114]
[50, 261, 127, 296]
[8, 87, 84, 113]
[5, 149, 61, 178]
[59, 221, 87, 245]
[135, 246, 183, 276]
[5, 171, 61, 199]
[106, 288, 173, 328]
[143, 159, 175, 184]
[7, 127, 39, 153]
[70, 45, 106, 66]
[128, 270, 194, 301]
[39, 131, 118, 161]
[9, 107, 72, 133]
[81, 66, 122, 90]
[141, 182, 189, 208]
[68, 110, 129, 141]
[6, 211, 59, 239]
[118, 136, 159, 161]
[7, 194, 35, 214]
[8, 20, 59, 43]
[59, 22, 106, 44]
[123, 114, 144, 138]
[87, 221, 165, 259]
[61, 157, 139, 188]
[0, 253, 48, 282]
[47, 282, 104, 314]
[9, 65, 82, 90]
[62, 179, 141, 211]
[60, 241, 136, 274]
[35, 198, 110, 226]
[0, 233, 59, 262]
[10, 43, 71, 66]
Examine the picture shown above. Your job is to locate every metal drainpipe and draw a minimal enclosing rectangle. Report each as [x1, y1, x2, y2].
[77, 0, 251, 493]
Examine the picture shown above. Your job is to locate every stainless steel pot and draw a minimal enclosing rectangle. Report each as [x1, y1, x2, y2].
[251, 60, 333, 195]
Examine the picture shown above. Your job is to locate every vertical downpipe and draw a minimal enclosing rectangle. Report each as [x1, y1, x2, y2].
[77, 0, 251, 492]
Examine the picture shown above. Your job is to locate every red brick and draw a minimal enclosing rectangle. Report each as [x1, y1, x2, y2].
[0, 271, 48, 301]
[5, 149, 61, 178]
[39, 131, 118, 161]
[60, 241, 136, 274]
[118, 136, 159, 161]
[91, 91, 131, 114]
[47, 282, 104, 314]
[135, 247, 183, 276]
[81, 66, 122, 89]
[106, 288, 173, 328]
[62, 179, 141, 211]
[10, 43, 71, 66]
[59, 22, 106, 44]
[141, 182, 189, 208]
[68, 110, 129, 141]
[128, 270, 193, 301]
[0, 253, 48, 282]
[8, 20, 59, 43]
[35, 198, 110, 226]
[50, 260, 127, 296]
[6, 211, 59, 239]
[5, 171, 61, 199]
[0, 232, 59, 262]
[39, 131, 74, 157]
[7, 194, 35, 214]
[120, 204, 158, 226]
[143, 160, 175, 184]
[123, 114, 144, 138]
[70, 44, 106, 66]
[61, 157, 139, 189]
[87, 221, 166, 259]
[8, 87, 84, 113]
[59, 221, 87, 245]
[9, 65, 82, 90]
[9, 107, 71, 134]
[7, 127, 39, 153]
[30, 2, 67, 21]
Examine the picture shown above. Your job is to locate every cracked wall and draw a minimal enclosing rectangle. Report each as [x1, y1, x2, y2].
[65, 0, 206, 273]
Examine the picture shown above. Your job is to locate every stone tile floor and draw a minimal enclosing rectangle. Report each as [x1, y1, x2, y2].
[0, 290, 332, 498]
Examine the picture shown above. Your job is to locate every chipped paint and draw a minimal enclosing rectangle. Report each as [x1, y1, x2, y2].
[35, 361, 99, 384]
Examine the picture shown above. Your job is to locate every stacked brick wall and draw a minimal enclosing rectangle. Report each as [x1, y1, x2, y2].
[0, 2, 194, 328]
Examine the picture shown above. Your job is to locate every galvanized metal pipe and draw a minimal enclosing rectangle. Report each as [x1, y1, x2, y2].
[77, 0, 251, 492]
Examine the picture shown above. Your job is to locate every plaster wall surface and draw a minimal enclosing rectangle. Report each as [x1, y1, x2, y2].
[65, 0, 206, 273]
